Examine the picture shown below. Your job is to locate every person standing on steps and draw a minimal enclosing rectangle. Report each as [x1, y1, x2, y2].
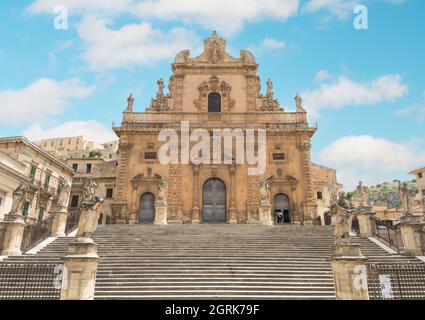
[275, 210, 283, 224]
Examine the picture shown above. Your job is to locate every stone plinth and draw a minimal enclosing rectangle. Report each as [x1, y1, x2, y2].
[228, 207, 238, 224]
[154, 199, 168, 225]
[331, 239, 369, 300]
[191, 206, 200, 224]
[259, 200, 273, 226]
[0, 214, 26, 256]
[50, 209, 69, 237]
[357, 208, 376, 238]
[399, 213, 425, 256]
[60, 238, 100, 300]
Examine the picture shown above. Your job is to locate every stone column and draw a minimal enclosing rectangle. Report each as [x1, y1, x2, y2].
[399, 213, 425, 256]
[228, 165, 237, 224]
[154, 199, 168, 225]
[60, 238, 100, 300]
[0, 214, 26, 256]
[331, 240, 369, 300]
[191, 166, 200, 224]
[357, 208, 376, 238]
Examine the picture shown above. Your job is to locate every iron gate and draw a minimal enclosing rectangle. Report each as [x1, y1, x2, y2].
[0, 263, 63, 300]
[367, 263, 425, 300]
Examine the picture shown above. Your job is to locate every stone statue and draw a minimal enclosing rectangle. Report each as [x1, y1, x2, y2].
[127, 93, 134, 111]
[399, 182, 411, 212]
[158, 179, 168, 201]
[295, 94, 305, 112]
[157, 78, 165, 98]
[258, 179, 271, 203]
[77, 179, 104, 238]
[266, 79, 273, 97]
[331, 193, 355, 240]
[57, 178, 72, 209]
[11, 182, 28, 214]
[356, 181, 369, 207]
[211, 46, 219, 63]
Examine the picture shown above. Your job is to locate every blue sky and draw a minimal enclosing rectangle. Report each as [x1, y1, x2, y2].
[0, 0, 424, 190]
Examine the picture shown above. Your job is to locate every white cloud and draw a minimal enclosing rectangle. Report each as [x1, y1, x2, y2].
[395, 91, 425, 122]
[0, 78, 93, 125]
[303, 0, 360, 19]
[318, 135, 425, 190]
[23, 120, 117, 144]
[76, 16, 201, 71]
[26, 0, 132, 15]
[314, 70, 333, 83]
[27, 0, 299, 35]
[301, 74, 408, 118]
[262, 37, 287, 49]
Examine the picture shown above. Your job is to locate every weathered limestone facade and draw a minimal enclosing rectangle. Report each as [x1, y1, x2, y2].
[112, 33, 339, 225]
[0, 137, 74, 222]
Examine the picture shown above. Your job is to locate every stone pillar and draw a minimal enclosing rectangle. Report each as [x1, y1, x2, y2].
[155, 199, 168, 225]
[0, 214, 26, 256]
[259, 200, 273, 226]
[357, 208, 376, 238]
[228, 165, 237, 224]
[331, 240, 369, 300]
[51, 211, 69, 237]
[191, 166, 200, 224]
[60, 238, 100, 300]
[399, 213, 425, 256]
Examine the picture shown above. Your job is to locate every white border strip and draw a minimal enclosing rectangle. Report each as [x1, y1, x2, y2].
[368, 237, 397, 254]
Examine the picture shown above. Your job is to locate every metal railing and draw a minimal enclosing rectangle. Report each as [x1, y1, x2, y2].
[0, 263, 62, 300]
[0, 223, 6, 253]
[20, 218, 53, 253]
[367, 263, 425, 300]
[373, 220, 403, 253]
[65, 210, 80, 235]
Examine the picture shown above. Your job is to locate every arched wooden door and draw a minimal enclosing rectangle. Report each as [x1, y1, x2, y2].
[139, 193, 155, 223]
[202, 178, 226, 223]
[274, 194, 291, 223]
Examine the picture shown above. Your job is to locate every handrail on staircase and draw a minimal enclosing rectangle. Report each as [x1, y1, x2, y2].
[372, 219, 402, 253]
[20, 217, 53, 253]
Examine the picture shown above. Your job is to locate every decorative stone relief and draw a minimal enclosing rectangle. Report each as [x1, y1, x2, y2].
[193, 74, 235, 112]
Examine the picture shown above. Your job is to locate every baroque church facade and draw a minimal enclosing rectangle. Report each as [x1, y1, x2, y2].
[111, 32, 340, 225]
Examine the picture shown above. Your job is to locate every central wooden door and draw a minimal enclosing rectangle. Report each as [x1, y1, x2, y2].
[202, 178, 226, 223]
[139, 193, 155, 223]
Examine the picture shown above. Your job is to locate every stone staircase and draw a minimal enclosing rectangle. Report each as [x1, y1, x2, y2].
[2, 224, 423, 300]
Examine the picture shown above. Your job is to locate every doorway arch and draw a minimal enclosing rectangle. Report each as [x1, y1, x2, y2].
[274, 193, 291, 223]
[139, 192, 155, 223]
[202, 178, 226, 223]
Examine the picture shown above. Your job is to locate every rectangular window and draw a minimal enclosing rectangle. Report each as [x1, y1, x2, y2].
[70, 195, 79, 208]
[418, 172, 423, 179]
[30, 164, 37, 179]
[106, 188, 114, 199]
[144, 152, 157, 160]
[317, 191, 323, 200]
[0, 194, 3, 208]
[72, 163, 78, 172]
[422, 190, 425, 196]
[22, 201, 30, 216]
[86, 164, 92, 173]
[44, 173, 51, 188]
[272, 153, 285, 161]
[38, 207, 45, 222]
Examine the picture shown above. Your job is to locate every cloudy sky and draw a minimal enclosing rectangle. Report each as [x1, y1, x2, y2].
[0, 0, 424, 190]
